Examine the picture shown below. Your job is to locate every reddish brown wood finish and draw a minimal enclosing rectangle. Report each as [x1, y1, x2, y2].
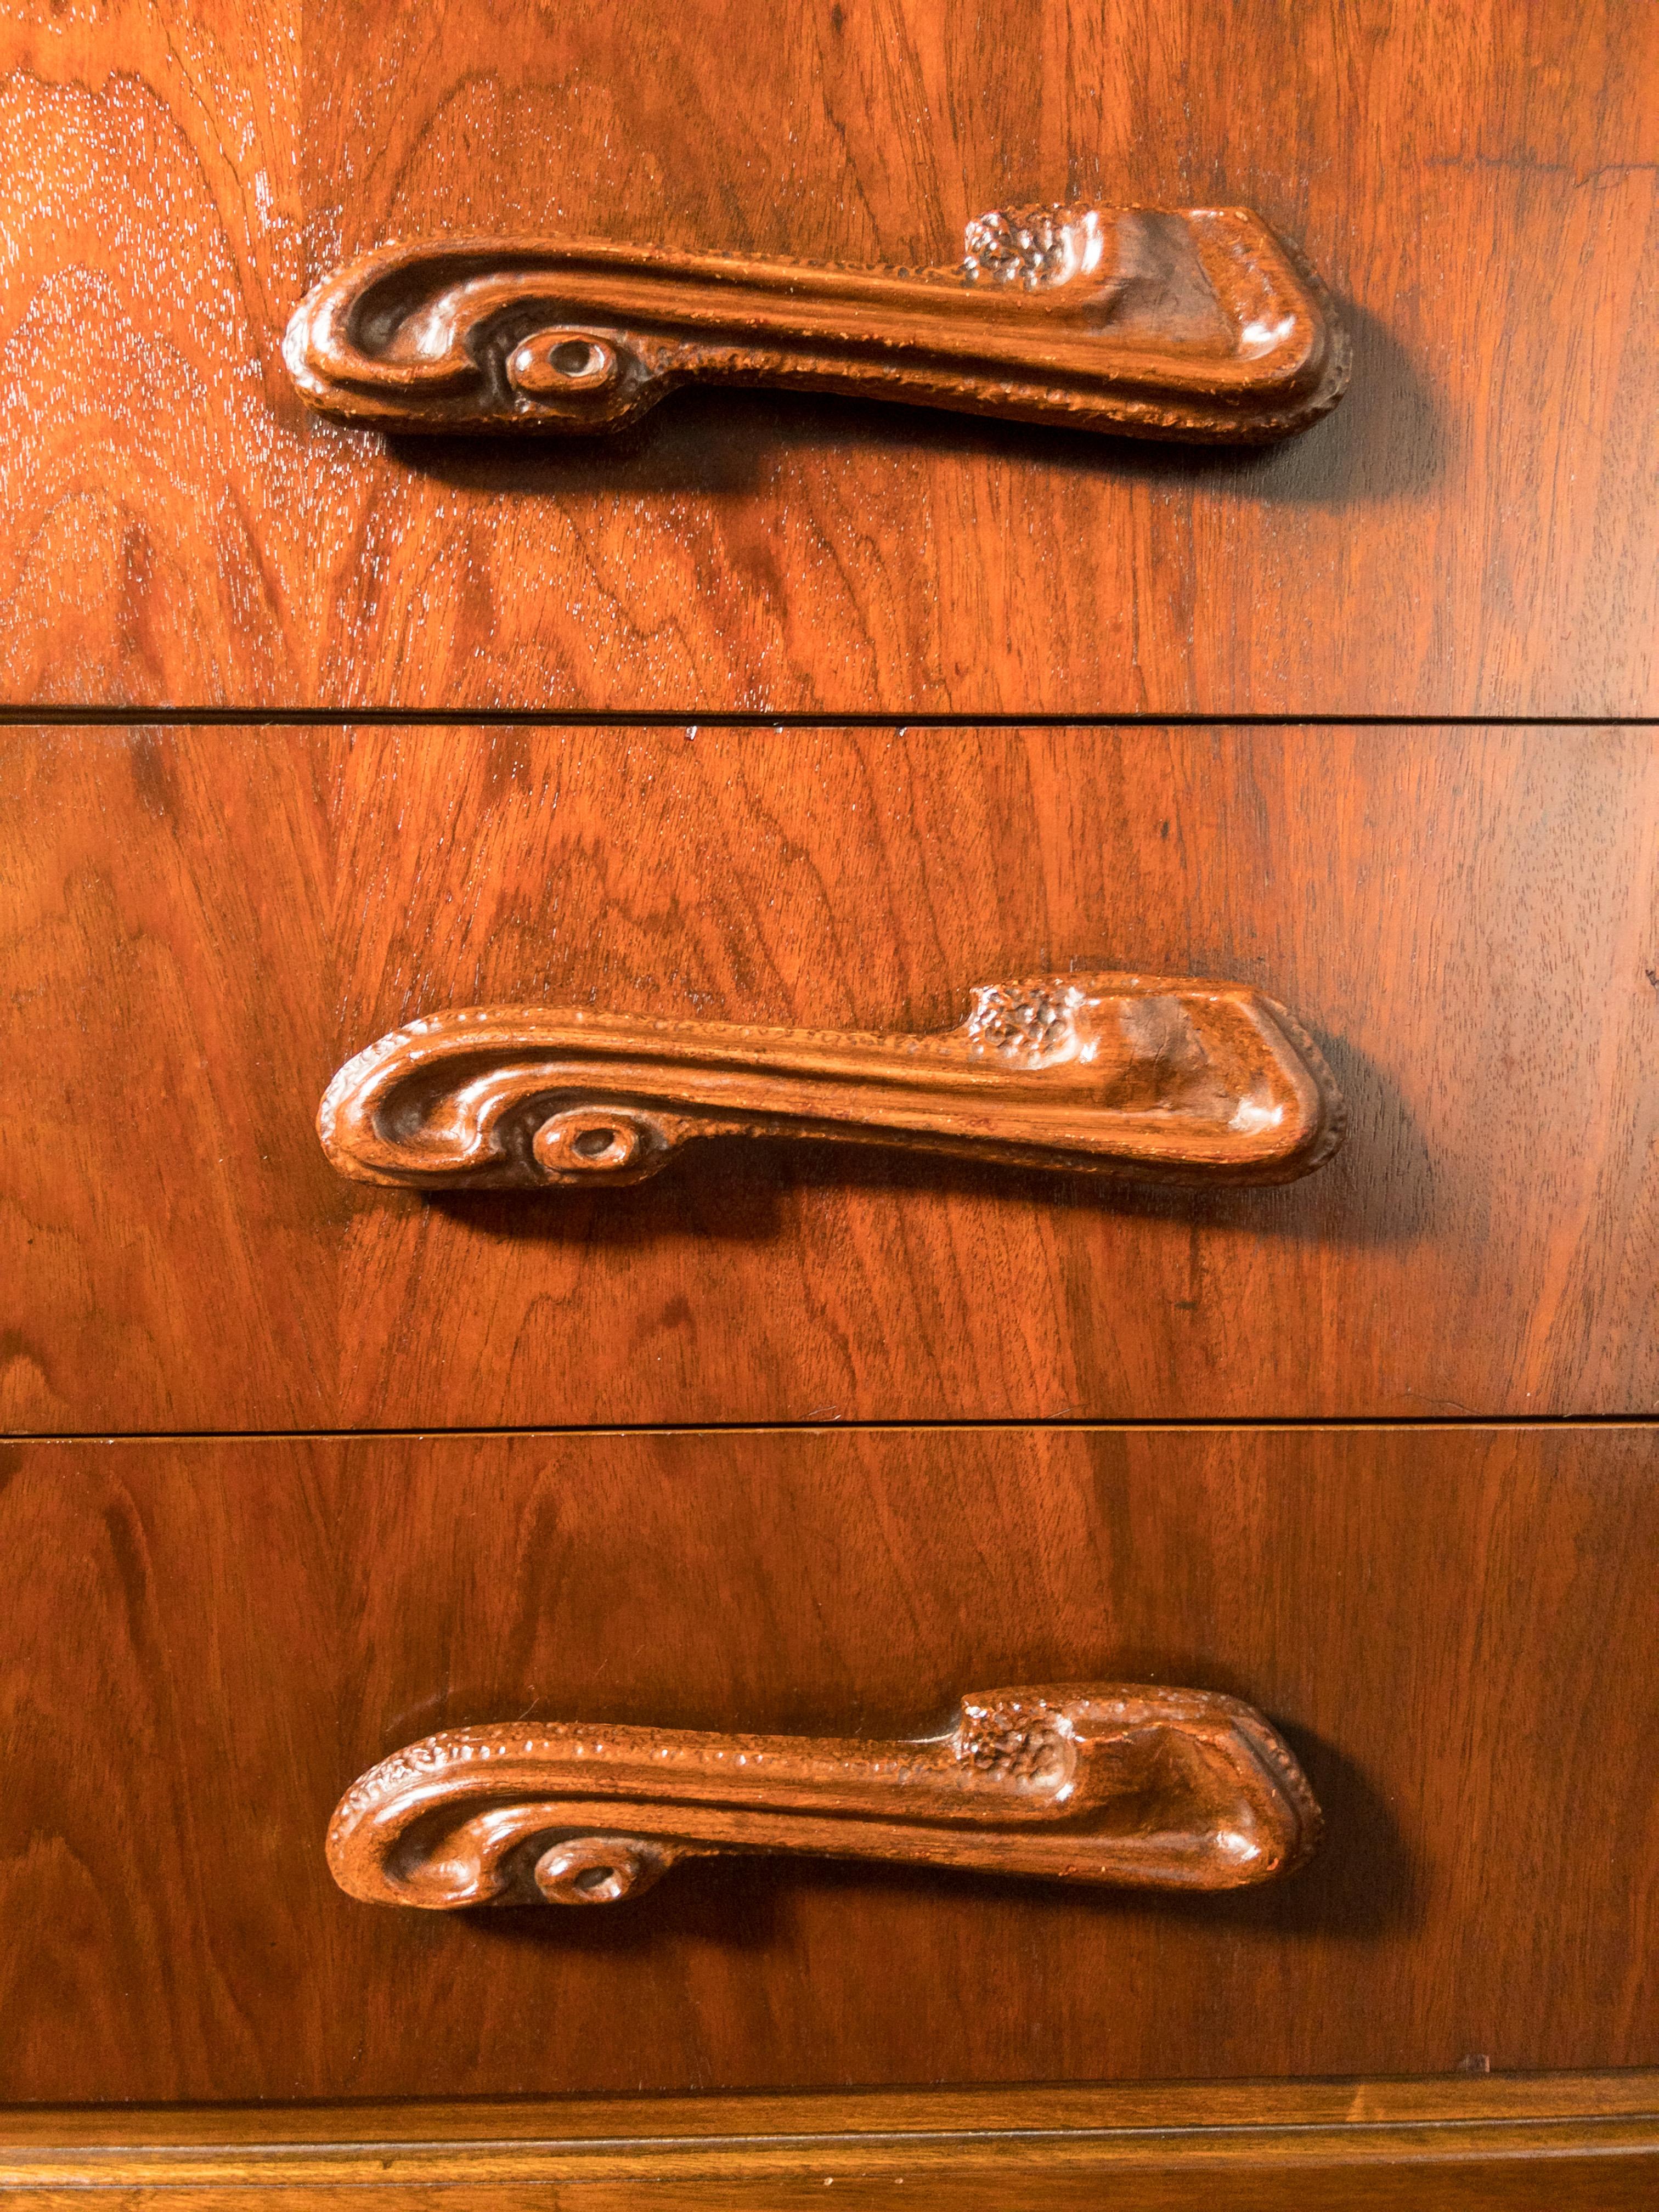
[318, 977, 1345, 1192]
[1, 1, 1654, 712]
[328, 1685, 1321, 1906]
[5, 2078, 1659, 2210]
[285, 207, 1347, 442]
[1, 1425, 1655, 2101]
[2, 0, 1654, 2179]
[2, 723, 1654, 1431]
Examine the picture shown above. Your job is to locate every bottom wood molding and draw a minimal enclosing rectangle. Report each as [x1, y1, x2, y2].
[4, 2074, 1656, 2208]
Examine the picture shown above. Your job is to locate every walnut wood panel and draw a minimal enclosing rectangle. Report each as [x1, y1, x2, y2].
[1, 1, 1654, 713]
[285, 207, 1348, 443]
[0, 1426, 1655, 2101]
[3, 716, 1659, 1424]
[327, 1685, 1321, 1906]
[5, 2081, 1659, 2212]
[318, 979, 1345, 1191]
[3, 723, 1654, 1431]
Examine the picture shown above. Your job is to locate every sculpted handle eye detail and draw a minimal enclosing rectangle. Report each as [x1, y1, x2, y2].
[328, 1685, 1322, 1908]
[284, 204, 1348, 442]
[317, 974, 1345, 1191]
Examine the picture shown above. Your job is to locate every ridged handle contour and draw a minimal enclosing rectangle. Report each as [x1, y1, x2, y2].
[329, 1685, 1322, 1908]
[318, 973, 1345, 1190]
[284, 204, 1348, 442]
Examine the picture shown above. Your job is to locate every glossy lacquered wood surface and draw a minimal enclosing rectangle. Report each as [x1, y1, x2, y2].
[3, 723, 1655, 1431]
[1, 1426, 1655, 2101]
[6, 2080, 1659, 2212]
[1, 0, 1654, 713]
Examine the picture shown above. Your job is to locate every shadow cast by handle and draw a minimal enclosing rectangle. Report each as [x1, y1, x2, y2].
[407, 1020, 1429, 1259]
[424, 1720, 1409, 1963]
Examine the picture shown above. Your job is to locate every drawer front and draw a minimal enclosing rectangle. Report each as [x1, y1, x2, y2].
[2, 1424, 1655, 2101]
[4, 723, 1655, 1429]
[1, 1, 1653, 716]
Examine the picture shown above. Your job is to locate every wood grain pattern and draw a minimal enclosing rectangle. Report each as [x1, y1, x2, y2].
[3, 723, 1654, 1431]
[318, 977, 1345, 1191]
[11, 2070, 1659, 2142]
[2, 2157, 1656, 2212]
[5, 2079, 1658, 2211]
[1, 0, 1654, 712]
[3, 2157, 1655, 2211]
[285, 206, 1348, 442]
[1, 1425, 1655, 2102]
[327, 1684, 1321, 1906]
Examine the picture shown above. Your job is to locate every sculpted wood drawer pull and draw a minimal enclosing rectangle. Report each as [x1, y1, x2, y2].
[284, 204, 1347, 442]
[329, 1685, 1321, 1908]
[318, 973, 1345, 1190]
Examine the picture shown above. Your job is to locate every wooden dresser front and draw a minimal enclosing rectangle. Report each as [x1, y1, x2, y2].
[2, 3, 1655, 2206]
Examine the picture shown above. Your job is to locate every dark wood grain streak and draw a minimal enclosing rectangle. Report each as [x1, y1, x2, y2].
[1, 1426, 1655, 2102]
[2, 723, 1654, 1431]
[0, 1, 1654, 713]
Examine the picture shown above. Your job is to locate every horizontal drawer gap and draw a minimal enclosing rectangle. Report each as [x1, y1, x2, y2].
[8, 1416, 1657, 1444]
[2, 709, 1655, 731]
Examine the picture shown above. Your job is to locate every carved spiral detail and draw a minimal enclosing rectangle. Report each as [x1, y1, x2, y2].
[533, 1835, 679, 1905]
[507, 330, 625, 396]
[531, 1103, 673, 1181]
